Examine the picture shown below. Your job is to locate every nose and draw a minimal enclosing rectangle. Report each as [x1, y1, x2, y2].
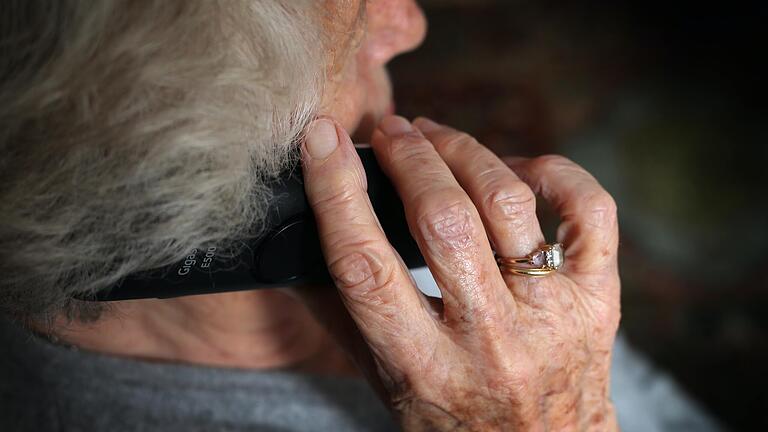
[362, 0, 427, 67]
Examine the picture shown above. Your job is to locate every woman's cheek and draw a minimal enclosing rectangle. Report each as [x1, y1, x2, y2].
[320, 80, 369, 137]
[320, 53, 392, 140]
[318, 71, 359, 132]
[325, 94, 363, 136]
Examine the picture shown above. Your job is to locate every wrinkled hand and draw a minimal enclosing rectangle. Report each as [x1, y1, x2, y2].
[298, 115, 621, 431]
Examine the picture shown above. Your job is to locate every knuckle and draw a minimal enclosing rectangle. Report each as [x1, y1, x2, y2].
[533, 154, 574, 172]
[496, 361, 537, 398]
[582, 191, 618, 229]
[531, 154, 582, 180]
[416, 200, 479, 252]
[485, 180, 536, 222]
[328, 247, 395, 296]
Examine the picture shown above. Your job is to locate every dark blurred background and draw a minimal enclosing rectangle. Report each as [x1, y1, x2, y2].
[389, 1, 767, 429]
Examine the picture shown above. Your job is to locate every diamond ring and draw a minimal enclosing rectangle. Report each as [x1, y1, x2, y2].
[496, 243, 564, 277]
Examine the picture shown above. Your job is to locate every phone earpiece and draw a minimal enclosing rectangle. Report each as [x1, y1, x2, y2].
[85, 145, 423, 301]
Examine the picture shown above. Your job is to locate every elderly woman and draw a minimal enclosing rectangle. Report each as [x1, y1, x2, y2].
[0, 1, 720, 431]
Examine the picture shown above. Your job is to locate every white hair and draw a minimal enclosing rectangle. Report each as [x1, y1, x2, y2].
[0, 0, 341, 322]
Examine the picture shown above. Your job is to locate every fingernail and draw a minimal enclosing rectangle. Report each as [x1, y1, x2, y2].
[413, 117, 440, 133]
[379, 115, 413, 136]
[305, 119, 339, 160]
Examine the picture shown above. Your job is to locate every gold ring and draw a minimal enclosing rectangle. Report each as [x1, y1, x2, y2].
[496, 243, 564, 277]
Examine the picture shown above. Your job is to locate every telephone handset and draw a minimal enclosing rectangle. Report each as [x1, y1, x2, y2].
[86, 145, 425, 301]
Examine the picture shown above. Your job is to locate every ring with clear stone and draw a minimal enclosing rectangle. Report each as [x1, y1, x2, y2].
[496, 243, 564, 277]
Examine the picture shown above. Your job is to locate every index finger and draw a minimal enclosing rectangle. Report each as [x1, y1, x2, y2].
[301, 118, 436, 359]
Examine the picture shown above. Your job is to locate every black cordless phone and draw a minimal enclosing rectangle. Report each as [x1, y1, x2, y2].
[85, 145, 424, 301]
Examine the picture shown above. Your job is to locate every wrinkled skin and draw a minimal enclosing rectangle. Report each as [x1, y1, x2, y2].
[298, 115, 621, 431]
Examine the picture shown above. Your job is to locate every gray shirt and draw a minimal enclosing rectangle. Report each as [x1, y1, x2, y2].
[0, 318, 722, 432]
[0, 318, 397, 431]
